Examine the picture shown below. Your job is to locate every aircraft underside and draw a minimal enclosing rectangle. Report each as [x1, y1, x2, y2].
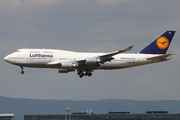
[16, 61, 151, 78]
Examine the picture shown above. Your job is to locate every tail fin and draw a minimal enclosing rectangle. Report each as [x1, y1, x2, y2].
[139, 31, 175, 54]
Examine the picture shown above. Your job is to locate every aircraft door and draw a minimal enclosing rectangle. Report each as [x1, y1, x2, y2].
[21, 50, 28, 62]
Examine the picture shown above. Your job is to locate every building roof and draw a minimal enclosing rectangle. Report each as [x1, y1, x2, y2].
[0, 114, 14, 117]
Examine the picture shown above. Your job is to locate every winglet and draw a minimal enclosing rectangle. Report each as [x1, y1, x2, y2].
[123, 46, 133, 52]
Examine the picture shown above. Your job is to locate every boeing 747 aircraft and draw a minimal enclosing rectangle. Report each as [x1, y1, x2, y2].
[4, 31, 175, 78]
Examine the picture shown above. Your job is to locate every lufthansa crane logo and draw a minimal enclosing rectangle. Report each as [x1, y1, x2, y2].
[156, 36, 169, 49]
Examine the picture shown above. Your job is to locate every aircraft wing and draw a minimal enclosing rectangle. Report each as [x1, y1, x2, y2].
[47, 60, 63, 65]
[100, 46, 133, 58]
[47, 46, 133, 71]
[77, 46, 133, 71]
[77, 46, 133, 63]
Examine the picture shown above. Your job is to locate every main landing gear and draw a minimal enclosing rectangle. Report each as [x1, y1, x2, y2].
[20, 66, 24, 74]
[77, 71, 92, 78]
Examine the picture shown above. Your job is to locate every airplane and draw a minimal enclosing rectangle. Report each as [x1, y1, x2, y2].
[4, 30, 175, 78]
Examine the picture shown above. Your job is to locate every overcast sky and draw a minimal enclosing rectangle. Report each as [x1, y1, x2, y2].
[1, 0, 180, 101]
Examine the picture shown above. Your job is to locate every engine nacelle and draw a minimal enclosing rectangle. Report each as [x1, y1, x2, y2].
[61, 62, 78, 69]
[58, 69, 75, 73]
[86, 57, 101, 65]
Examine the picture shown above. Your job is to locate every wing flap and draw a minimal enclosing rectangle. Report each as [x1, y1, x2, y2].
[47, 60, 62, 65]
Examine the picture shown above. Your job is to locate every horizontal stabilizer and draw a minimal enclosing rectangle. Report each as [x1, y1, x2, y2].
[146, 54, 174, 60]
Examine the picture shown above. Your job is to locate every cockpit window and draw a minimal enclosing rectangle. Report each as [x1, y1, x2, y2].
[17, 50, 20, 52]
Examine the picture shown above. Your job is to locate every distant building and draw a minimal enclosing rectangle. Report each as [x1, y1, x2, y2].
[24, 112, 180, 120]
[0, 114, 14, 120]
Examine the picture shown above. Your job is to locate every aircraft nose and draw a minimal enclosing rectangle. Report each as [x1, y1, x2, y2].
[4, 55, 9, 62]
[4, 55, 13, 63]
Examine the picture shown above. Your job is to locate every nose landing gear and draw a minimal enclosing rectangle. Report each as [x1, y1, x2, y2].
[20, 66, 24, 74]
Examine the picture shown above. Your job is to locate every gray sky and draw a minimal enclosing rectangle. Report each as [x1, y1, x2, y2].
[1, 0, 180, 100]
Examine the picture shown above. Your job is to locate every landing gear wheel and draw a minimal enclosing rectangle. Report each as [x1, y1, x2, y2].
[77, 70, 92, 78]
[79, 72, 84, 78]
[88, 72, 92, 77]
[77, 71, 85, 78]
[85, 72, 92, 77]
[77, 71, 81, 75]
[79, 75, 83, 78]
[20, 66, 24, 75]
[21, 71, 24, 74]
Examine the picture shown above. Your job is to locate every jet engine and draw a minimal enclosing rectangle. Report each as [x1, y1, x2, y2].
[86, 57, 101, 65]
[58, 69, 75, 73]
[61, 62, 78, 69]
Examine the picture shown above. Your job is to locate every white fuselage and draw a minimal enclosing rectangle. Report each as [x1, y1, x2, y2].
[3, 30, 175, 77]
[4, 48, 168, 70]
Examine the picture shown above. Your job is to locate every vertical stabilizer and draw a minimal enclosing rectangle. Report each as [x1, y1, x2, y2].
[139, 31, 175, 54]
